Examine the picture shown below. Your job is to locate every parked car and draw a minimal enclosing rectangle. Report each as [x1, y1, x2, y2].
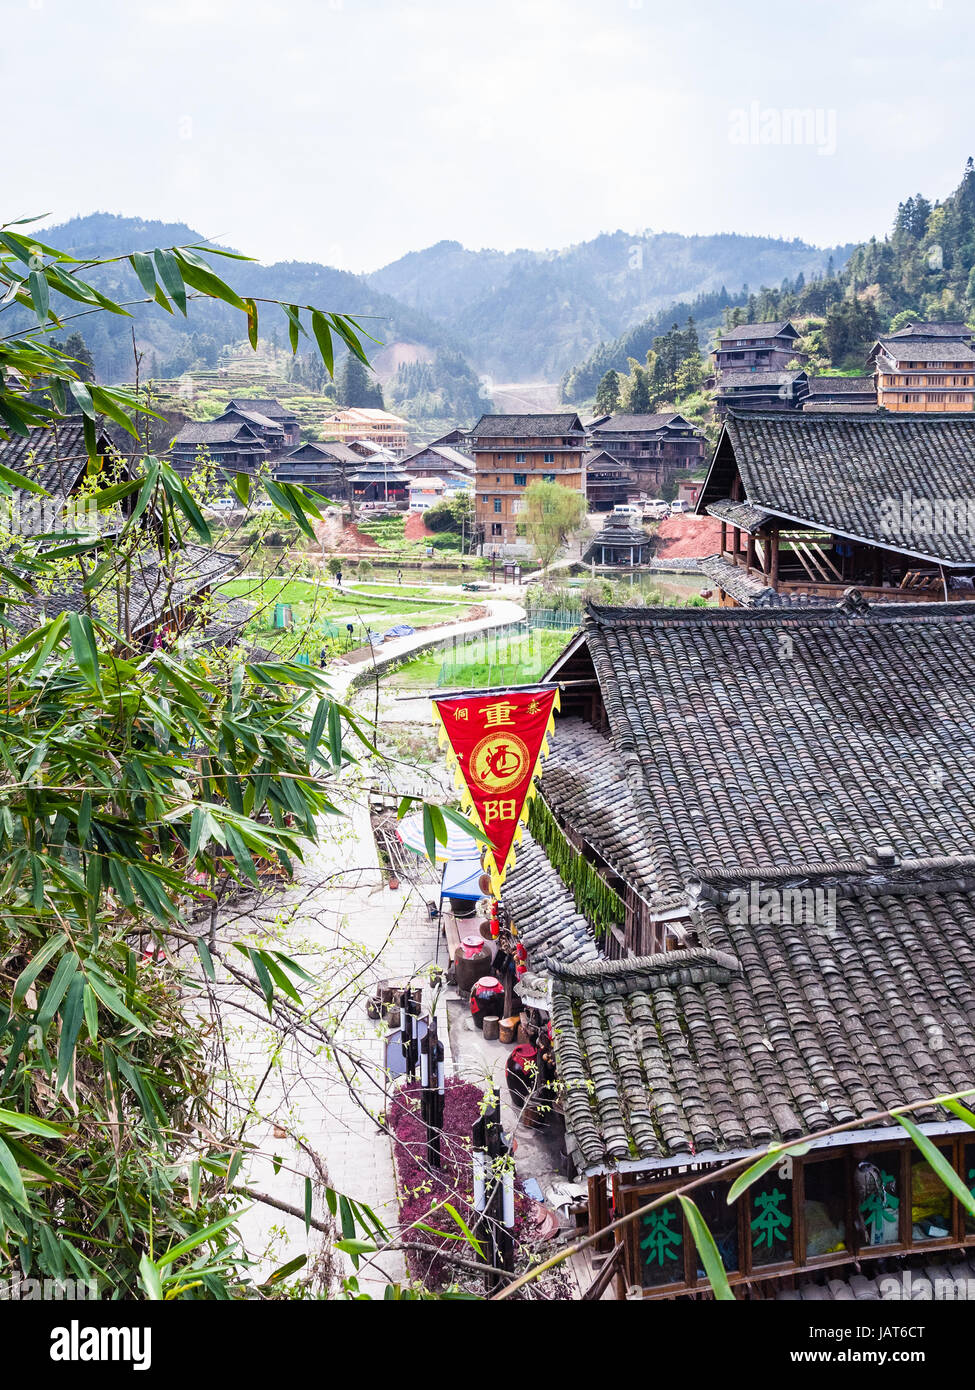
[612, 503, 641, 518]
[210, 497, 236, 511]
[642, 499, 670, 521]
[668, 499, 691, 515]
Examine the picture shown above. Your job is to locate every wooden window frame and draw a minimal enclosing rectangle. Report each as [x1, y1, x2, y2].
[622, 1136, 975, 1297]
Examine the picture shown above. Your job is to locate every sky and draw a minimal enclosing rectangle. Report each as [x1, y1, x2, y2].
[4, 0, 974, 272]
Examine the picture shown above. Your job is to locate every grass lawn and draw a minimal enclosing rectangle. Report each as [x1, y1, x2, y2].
[386, 627, 572, 691]
[218, 574, 477, 657]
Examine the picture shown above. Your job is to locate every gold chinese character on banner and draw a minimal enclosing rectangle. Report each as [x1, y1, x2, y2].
[479, 700, 516, 727]
[483, 799, 517, 824]
[453, 707, 468, 720]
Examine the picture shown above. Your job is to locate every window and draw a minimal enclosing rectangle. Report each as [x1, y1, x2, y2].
[493, 498, 502, 513]
[638, 1201, 684, 1289]
[543, 473, 556, 483]
[854, 1150, 901, 1248]
[543, 452, 555, 464]
[491, 522, 502, 536]
[804, 1157, 848, 1258]
[515, 452, 526, 463]
[694, 1181, 739, 1275]
[911, 1146, 952, 1242]
[512, 499, 525, 515]
[513, 473, 527, 486]
[480, 495, 488, 502]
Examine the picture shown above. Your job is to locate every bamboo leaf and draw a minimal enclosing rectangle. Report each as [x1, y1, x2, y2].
[895, 1113, 975, 1218]
[727, 1142, 811, 1203]
[56, 975, 86, 1095]
[195, 936, 216, 982]
[679, 1195, 735, 1300]
[139, 1253, 164, 1300]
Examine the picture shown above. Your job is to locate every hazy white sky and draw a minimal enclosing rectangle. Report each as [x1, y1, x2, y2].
[5, 0, 973, 271]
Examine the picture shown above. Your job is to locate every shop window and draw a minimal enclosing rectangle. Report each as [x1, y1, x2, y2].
[693, 1181, 738, 1276]
[804, 1157, 848, 1258]
[910, 1146, 953, 1243]
[750, 1172, 793, 1267]
[855, 1150, 901, 1248]
[638, 1202, 684, 1288]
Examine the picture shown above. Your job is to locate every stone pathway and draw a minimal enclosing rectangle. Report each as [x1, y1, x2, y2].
[200, 595, 530, 1295]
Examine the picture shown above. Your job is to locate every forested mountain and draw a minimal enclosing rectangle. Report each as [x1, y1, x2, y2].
[28, 213, 850, 415]
[16, 214, 454, 388]
[710, 162, 975, 373]
[368, 231, 851, 380]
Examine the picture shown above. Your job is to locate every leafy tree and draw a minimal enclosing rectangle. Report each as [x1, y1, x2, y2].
[0, 216, 407, 1298]
[337, 354, 384, 409]
[518, 479, 587, 569]
[594, 369, 621, 417]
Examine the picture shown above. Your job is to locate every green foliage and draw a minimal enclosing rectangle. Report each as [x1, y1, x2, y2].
[517, 480, 587, 569]
[337, 354, 384, 409]
[0, 215, 387, 1298]
[526, 795, 623, 938]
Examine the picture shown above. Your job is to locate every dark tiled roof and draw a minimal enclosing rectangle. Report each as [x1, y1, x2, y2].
[172, 421, 265, 445]
[695, 554, 835, 608]
[216, 407, 284, 433]
[704, 499, 774, 532]
[10, 544, 238, 635]
[885, 321, 973, 341]
[552, 877, 975, 1170]
[589, 413, 685, 434]
[718, 321, 797, 342]
[876, 340, 975, 363]
[805, 375, 876, 396]
[226, 397, 299, 421]
[704, 410, 975, 565]
[282, 441, 360, 465]
[584, 601, 975, 897]
[582, 449, 627, 471]
[539, 718, 658, 902]
[716, 370, 805, 390]
[471, 413, 585, 438]
[501, 832, 598, 966]
[0, 418, 110, 500]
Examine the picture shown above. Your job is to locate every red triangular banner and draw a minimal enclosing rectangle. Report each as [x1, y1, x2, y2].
[433, 686, 560, 892]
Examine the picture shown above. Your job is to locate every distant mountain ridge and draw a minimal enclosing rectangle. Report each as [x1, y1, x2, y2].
[28, 213, 850, 411]
[367, 230, 853, 379]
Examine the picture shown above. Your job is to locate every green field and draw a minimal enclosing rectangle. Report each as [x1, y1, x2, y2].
[385, 627, 572, 691]
[218, 575, 476, 655]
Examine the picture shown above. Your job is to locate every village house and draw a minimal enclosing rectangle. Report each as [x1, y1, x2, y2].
[713, 321, 808, 415]
[347, 455, 412, 508]
[321, 407, 411, 455]
[581, 449, 631, 511]
[868, 323, 975, 412]
[225, 397, 301, 448]
[401, 441, 476, 487]
[801, 375, 877, 412]
[470, 413, 587, 550]
[693, 409, 975, 606]
[273, 440, 359, 498]
[1, 420, 239, 648]
[498, 599, 975, 1299]
[169, 419, 269, 479]
[582, 513, 654, 566]
[212, 404, 287, 456]
[587, 413, 706, 492]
